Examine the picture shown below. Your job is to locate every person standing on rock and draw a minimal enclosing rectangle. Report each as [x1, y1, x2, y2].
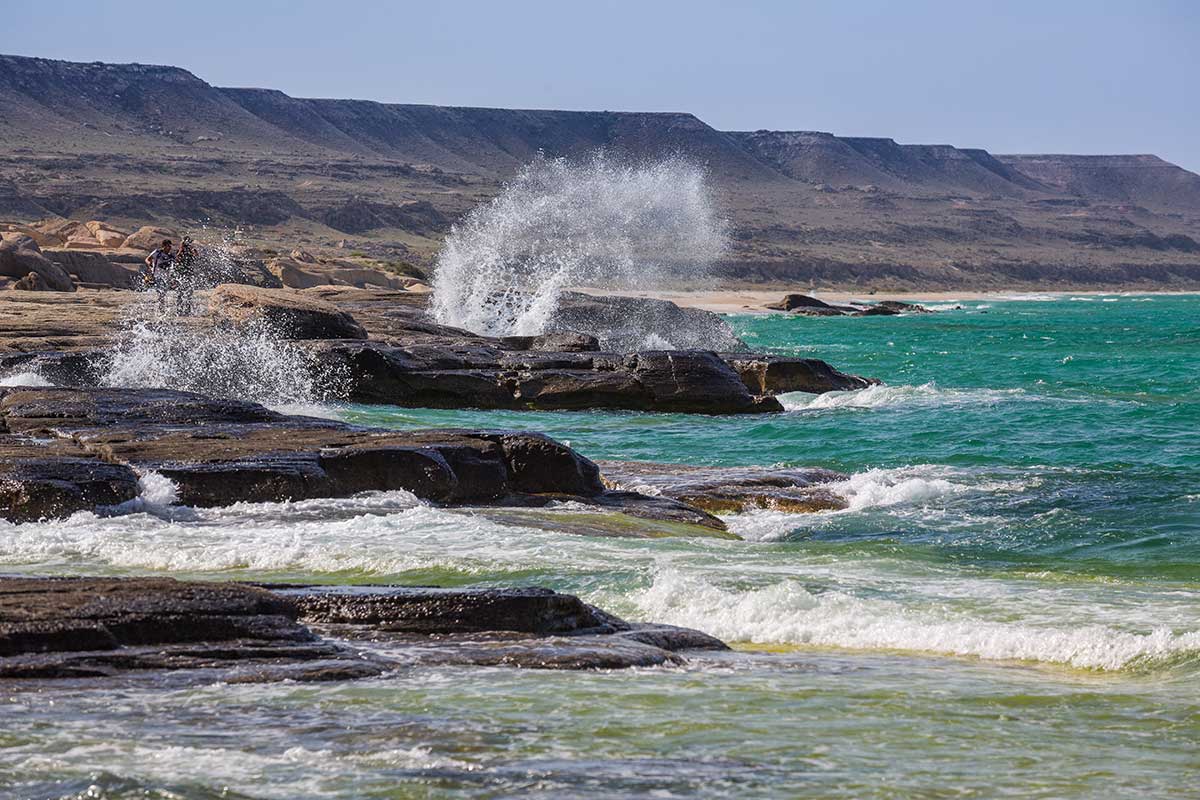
[143, 239, 174, 314]
[173, 236, 198, 315]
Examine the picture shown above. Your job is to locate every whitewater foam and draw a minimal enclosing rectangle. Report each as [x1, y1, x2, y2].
[0, 371, 54, 387]
[779, 382, 1027, 411]
[628, 569, 1200, 670]
[430, 152, 728, 337]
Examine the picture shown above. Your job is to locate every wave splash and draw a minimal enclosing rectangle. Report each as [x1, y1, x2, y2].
[430, 152, 728, 337]
[100, 311, 331, 408]
[98, 235, 344, 408]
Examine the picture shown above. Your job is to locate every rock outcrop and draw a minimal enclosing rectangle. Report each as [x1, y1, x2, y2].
[0, 387, 726, 536]
[317, 341, 785, 413]
[551, 291, 748, 352]
[599, 461, 849, 513]
[0, 577, 727, 679]
[209, 284, 369, 339]
[122, 225, 179, 251]
[0, 234, 75, 292]
[0, 287, 878, 414]
[765, 293, 930, 316]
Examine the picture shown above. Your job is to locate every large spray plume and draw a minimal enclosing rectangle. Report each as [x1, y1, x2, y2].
[430, 153, 728, 337]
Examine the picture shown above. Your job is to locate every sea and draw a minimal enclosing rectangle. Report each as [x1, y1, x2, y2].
[1, 293, 1197, 799]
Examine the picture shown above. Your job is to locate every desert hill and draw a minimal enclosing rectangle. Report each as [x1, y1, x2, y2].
[2, 53, 1198, 289]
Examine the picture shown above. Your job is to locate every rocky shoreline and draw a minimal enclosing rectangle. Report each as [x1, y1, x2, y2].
[0, 577, 726, 681]
[0, 235, 881, 684]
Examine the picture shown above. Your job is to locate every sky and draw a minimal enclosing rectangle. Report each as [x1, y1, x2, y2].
[7, 0, 1200, 172]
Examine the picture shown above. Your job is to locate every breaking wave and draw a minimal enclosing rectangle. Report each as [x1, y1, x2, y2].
[430, 152, 728, 337]
[629, 569, 1200, 671]
[779, 382, 1028, 411]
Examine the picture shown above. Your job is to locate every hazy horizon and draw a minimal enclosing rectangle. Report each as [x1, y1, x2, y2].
[6, 0, 1199, 172]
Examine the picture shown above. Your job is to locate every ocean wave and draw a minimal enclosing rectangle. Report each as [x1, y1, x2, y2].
[779, 382, 1027, 411]
[0, 371, 54, 387]
[998, 293, 1061, 302]
[628, 569, 1200, 670]
[724, 464, 1027, 541]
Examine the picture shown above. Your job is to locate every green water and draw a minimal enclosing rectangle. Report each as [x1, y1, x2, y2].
[2, 294, 1198, 798]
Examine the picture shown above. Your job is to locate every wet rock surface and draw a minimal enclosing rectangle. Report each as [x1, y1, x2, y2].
[0, 578, 727, 680]
[318, 341, 786, 413]
[0, 387, 557, 513]
[599, 460, 850, 513]
[0, 387, 738, 534]
[0, 288, 876, 414]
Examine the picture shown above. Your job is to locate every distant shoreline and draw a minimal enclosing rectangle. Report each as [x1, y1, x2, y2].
[570, 287, 1199, 314]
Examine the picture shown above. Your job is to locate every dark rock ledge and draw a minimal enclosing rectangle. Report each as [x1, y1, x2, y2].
[0, 386, 722, 530]
[0, 577, 727, 681]
[0, 287, 878, 415]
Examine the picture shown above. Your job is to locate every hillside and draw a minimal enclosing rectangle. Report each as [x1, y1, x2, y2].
[2, 53, 1198, 289]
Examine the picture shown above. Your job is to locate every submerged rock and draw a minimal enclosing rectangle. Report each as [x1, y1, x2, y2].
[0, 578, 728, 679]
[599, 461, 850, 514]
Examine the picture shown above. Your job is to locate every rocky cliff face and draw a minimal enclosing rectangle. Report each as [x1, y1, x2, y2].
[2, 54, 1199, 289]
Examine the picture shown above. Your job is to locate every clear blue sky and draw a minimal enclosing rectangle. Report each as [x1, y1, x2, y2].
[8, 0, 1200, 171]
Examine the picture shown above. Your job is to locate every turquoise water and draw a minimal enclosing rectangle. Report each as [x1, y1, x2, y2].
[2, 294, 1198, 798]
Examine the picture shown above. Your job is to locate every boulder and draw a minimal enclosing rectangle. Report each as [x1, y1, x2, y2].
[550, 292, 747, 352]
[630, 351, 781, 413]
[765, 293, 855, 315]
[265, 257, 329, 289]
[3, 223, 61, 248]
[45, 249, 139, 289]
[0, 432, 141, 522]
[0, 234, 75, 292]
[315, 341, 783, 413]
[266, 257, 406, 290]
[860, 300, 930, 315]
[723, 354, 879, 394]
[64, 232, 103, 250]
[209, 284, 368, 339]
[84, 221, 129, 249]
[32, 219, 84, 244]
[765, 293, 930, 317]
[0, 387, 615, 515]
[11, 271, 50, 291]
[122, 225, 179, 252]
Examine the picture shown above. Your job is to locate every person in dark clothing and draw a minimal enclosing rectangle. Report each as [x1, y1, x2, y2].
[143, 239, 174, 313]
[174, 236, 198, 315]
